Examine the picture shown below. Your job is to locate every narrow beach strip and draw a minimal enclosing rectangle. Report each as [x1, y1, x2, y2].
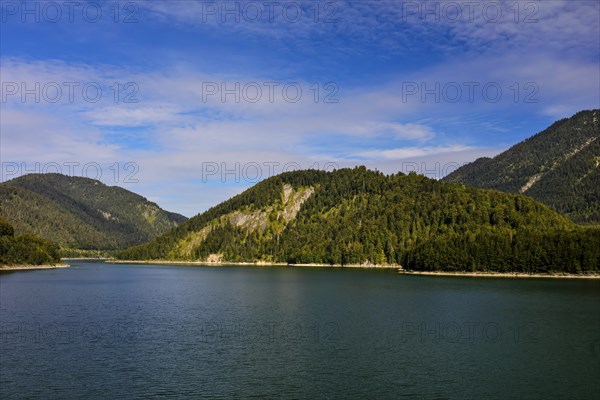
[0, 264, 70, 271]
[112, 259, 399, 269]
[399, 270, 600, 279]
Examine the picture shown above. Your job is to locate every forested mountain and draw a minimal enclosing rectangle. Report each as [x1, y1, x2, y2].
[118, 167, 600, 273]
[0, 216, 60, 266]
[0, 174, 187, 251]
[443, 110, 600, 224]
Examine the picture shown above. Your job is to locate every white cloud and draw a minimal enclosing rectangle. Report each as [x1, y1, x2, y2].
[1, 0, 598, 215]
[85, 105, 187, 127]
[138, 1, 600, 59]
[358, 145, 475, 160]
[2, 49, 597, 215]
[347, 122, 436, 141]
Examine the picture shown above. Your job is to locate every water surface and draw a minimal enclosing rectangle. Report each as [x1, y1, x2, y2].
[1, 262, 599, 399]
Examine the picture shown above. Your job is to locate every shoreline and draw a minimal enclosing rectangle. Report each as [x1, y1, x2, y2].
[1, 259, 595, 279]
[0, 264, 70, 271]
[399, 270, 600, 279]
[111, 260, 600, 278]
[111, 259, 400, 269]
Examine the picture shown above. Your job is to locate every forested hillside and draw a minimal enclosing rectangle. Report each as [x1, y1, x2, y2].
[0, 216, 60, 266]
[118, 167, 600, 273]
[0, 174, 187, 251]
[443, 109, 600, 224]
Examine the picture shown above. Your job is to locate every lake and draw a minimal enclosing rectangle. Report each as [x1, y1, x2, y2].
[1, 262, 599, 399]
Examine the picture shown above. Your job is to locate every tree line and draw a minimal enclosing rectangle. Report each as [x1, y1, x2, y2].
[118, 167, 600, 273]
[0, 216, 61, 265]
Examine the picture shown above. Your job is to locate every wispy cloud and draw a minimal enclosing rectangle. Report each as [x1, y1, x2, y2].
[358, 145, 476, 161]
[1, 1, 598, 215]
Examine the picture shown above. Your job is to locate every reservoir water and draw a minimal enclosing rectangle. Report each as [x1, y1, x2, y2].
[1, 262, 599, 399]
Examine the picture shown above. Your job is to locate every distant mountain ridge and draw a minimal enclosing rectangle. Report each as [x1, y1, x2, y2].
[0, 173, 187, 251]
[118, 167, 600, 273]
[443, 109, 600, 224]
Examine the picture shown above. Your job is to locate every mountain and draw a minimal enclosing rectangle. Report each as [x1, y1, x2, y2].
[0, 216, 60, 266]
[118, 167, 600, 274]
[0, 173, 187, 251]
[443, 110, 600, 224]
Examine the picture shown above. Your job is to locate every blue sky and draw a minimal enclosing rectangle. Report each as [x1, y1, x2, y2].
[1, 0, 599, 216]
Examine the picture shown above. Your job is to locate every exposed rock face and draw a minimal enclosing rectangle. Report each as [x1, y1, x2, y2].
[443, 109, 600, 223]
[228, 209, 269, 232]
[279, 184, 315, 223]
[206, 253, 223, 263]
[226, 184, 314, 232]
[520, 173, 543, 193]
[173, 184, 315, 259]
[173, 226, 213, 258]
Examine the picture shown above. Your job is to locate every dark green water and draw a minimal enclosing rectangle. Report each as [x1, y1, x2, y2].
[1, 262, 599, 399]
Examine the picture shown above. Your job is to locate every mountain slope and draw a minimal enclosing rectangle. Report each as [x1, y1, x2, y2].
[0, 174, 187, 250]
[443, 109, 600, 224]
[118, 167, 600, 273]
[0, 216, 61, 266]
